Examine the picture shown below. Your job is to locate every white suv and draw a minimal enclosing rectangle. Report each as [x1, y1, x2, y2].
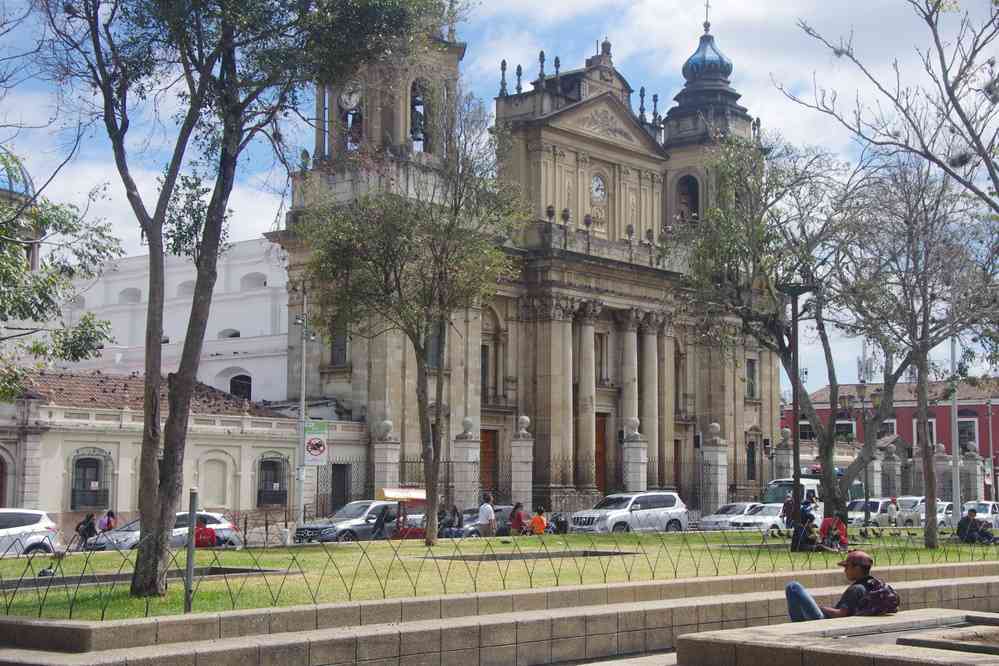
[0, 509, 63, 555]
[570, 492, 689, 533]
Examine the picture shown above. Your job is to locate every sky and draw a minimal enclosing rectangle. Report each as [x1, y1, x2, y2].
[2, 0, 983, 394]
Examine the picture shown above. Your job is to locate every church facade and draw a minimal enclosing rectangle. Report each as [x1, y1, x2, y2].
[273, 22, 783, 513]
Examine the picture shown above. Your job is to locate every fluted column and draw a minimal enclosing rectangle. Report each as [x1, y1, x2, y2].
[617, 309, 642, 427]
[575, 301, 602, 488]
[640, 312, 662, 488]
[530, 294, 576, 492]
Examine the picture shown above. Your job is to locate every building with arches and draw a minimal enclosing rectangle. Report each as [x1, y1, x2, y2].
[273, 20, 783, 513]
[0, 371, 364, 527]
[62, 238, 290, 402]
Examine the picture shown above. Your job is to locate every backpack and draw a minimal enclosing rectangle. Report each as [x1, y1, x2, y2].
[855, 576, 900, 616]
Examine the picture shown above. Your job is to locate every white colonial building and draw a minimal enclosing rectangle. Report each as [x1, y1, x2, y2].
[63, 239, 290, 402]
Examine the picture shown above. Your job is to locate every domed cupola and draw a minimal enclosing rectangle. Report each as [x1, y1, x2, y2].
[681, 22, 733, 82]
[0, 146, 35, 202]
[663, 19, 753, 148]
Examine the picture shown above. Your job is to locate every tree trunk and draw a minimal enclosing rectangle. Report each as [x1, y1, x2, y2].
[424, 316, 447, 546]
[917, 349, 938, 548]
[415, 336, 436, 547]
[130, 227, 167, 596]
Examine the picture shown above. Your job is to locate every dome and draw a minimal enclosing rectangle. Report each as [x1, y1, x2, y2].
[0, 146, 35, 201]
[681, 23, 733, 82]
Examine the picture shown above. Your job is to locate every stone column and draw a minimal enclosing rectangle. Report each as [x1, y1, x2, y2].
[511, 416, 535, 511]
[700, 423, 728, 517]
[962, 451, 985, 502]
[934, 444, 953, 504]
[617, 308, 642, 424]
[866, 452, 883, 498]
[621, 418, 648, 492]
[451, 417, 482, 511]
[774, 427, 793, 480]
[532, 295, 576, 495]
[371, 420, 401, 495]
[575, 301, 601, 489]
[881, 444, 902, 498]
[640, 313, 661, 488]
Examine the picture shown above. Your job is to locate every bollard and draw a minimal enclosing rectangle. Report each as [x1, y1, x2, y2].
[184, 487, 198, 613]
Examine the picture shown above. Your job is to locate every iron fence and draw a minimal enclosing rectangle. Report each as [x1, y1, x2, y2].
[1, 513, 998, 622]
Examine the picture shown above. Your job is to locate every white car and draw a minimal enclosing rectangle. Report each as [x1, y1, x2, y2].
[965, 502, 999, 528]
[896, 496, 924, 527]
[87, 511, 242, 550]
[0, 509, 63, 555]
[919, 501, 954, 528]
[699, 502, 761, 531]
[728, 503, 785, 531]
[570, 492, 689, 533]
[847, 498, 895, 527]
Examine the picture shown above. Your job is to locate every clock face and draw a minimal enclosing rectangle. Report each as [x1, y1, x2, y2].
[338, 84, 361, 111]
[591, 175, 607, 202]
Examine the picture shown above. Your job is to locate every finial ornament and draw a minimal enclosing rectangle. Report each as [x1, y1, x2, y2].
[639, 87, 646, 121]
[704, 0, 711, 32]
[499, 60, 508, 97]
[539, 50, 546, 80]
[652, 93, 659, 119]
[516, 64, 523, 94]
[554, 56, 561, 77]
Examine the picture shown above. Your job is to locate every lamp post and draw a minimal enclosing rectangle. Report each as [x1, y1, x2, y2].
[561, 207, 571, 249]
[293, 286, 316, 526]
[951, 335, 962, 515]
[989, 399, 995, 499]
[644, 228, 655, 267]
[626, 223, 635, 263]
[583, 214, 593, 255]
[777, 281, 815, 526]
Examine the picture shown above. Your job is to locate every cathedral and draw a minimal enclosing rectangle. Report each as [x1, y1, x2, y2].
[272, 19, 782, 513]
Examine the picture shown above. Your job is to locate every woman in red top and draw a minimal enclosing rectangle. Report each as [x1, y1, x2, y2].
[818, 511, 848, 550]
[194, 517, 217, 548]
[510, 503, 528, 535]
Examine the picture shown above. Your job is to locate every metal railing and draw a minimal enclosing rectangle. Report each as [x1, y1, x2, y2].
[2, 511, 998, 623]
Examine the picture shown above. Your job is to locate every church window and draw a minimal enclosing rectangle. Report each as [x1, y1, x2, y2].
[595, 332, 609, 384]
[410, 80, 431, 154]
[330, 322, 349, 367]
[229, 374, 252, 400]
[745, 358, 758, 399]
[338, 82, 363, 152]
[426, 326, 443, 369]
[746, 439, 757, 481]
[676, 175, 700, 222]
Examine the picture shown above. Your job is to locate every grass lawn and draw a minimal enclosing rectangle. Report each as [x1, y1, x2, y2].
[0, 528, 994, 621]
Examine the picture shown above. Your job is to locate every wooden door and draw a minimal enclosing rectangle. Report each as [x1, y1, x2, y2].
[331, 464, 351, 512]
[595, 415, 608, 494]
[480, 430, 499, 494]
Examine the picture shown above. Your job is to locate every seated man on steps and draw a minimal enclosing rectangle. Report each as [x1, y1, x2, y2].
[785, 550, 896, 621]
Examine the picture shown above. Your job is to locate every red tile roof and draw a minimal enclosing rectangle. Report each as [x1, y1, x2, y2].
[21, 370, 289, 418]
[808, 380, 999, 405]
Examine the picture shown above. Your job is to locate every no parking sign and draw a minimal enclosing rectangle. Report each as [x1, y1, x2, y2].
[303, 421, 329, 466]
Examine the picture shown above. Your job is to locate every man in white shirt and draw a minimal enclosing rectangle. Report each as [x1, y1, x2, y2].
[477, 493, 497, 537]
[887, 497, 899, 526]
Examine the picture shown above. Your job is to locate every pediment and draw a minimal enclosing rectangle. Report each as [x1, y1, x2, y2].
[546, 93, 664, 158]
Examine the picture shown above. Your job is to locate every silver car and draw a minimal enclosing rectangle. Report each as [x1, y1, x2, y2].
[0, 509, 63, 555]
[570, 492, 689, 533]
[87, 511, 241, 550]
[699, 502, 761, 531]
[729, 504, 785, 531]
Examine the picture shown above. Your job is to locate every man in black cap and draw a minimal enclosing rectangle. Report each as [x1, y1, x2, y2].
[785, 550, 877, 621]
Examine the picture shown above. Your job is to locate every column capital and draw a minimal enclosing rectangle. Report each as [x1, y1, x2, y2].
[576, 300, 605, 325]
[519, 294, 577, 322]
[615, 307, 643, 332]
[640, 311, 669, 335]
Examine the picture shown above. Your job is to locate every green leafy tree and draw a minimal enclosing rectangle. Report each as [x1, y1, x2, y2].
[37, 0, 443, 595]
[303, 90, 525, 545]
[0, 151, 120, 399]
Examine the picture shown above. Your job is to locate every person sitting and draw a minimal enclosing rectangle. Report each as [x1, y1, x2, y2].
[785, 550, 895, 621]
[441, 505, 464, 538]
[194, 516, 217, 548]
[957, 508, 994, 543]
[791, 513, 821, 552]
[530, 508, 548, 535]
[510, 502, 528, 535]
[98, 510, 117, 533]
[819, 511, 849, 551]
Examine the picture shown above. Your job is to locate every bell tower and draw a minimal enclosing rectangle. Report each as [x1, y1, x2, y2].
[310, 37, 465, 166]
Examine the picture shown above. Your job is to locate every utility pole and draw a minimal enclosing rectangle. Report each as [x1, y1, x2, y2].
[989, 399, 995, 499]
[951, 335, 962, 516]
[296, 287, 309, 526]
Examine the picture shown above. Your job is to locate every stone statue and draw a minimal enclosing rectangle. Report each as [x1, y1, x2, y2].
[516, 415, 531, 438]
[623, 417, 641, 441]
[374, 419, 393, 441]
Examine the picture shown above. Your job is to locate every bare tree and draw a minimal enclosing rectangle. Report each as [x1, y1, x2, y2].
[788, 1, 999, 214]
[35, 0, 441, 596]
[828, 152, 998, 547]
[303, 88, 525, 545]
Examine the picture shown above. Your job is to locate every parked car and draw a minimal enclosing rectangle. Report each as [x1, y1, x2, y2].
[0, 509, 62, 555]
[87, 511, 241, 550]
[965, 502, 999, 528]
[570, 492, 688, 533]
[294, 500, 396, 543]
[847, 498, 896, 527]
[896, 496, 925, 527]
[920, 501, 954, 528]
[728, 503, 784, 531]
[698, 502, 761, 531]
[462, 505, 514, 537]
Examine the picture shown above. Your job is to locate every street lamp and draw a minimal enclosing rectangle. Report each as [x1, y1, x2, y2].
[561, 207, 571, 249]
[292, 285, 316, 526]
[777, 281, 816, 526]
[583, 214, 593, 255]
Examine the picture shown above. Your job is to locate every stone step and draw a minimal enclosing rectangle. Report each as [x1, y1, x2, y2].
[1, 572, 998, 665]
